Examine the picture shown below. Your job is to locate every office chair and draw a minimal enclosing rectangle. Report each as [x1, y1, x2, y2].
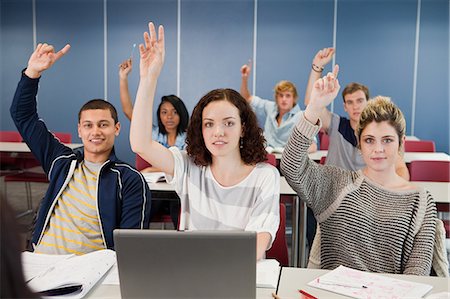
[266, 202, 289, 266]
[404, 140, 436, 152]
[409, 160, 450, 182]
[136, 154, 175, 229]
[4, 132, 72, 218]
[319, 156, 327, 165]
[318, 130, 329, 150]
[409, 160, 450, 238]
[266, 153, 277, 167]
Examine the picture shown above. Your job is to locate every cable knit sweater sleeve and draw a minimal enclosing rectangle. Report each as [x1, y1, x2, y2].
[280, 113, 357, 217]
[404, 190, 436, 275]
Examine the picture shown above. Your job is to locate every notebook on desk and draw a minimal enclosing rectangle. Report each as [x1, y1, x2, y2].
[113, 229, 257, 299]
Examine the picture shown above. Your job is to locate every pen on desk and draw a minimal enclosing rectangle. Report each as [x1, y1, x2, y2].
[298, 289, 318, 299]
[318, 278, 368, 289]
[275, 266, 282, 295]
[130, 43, 136, 59]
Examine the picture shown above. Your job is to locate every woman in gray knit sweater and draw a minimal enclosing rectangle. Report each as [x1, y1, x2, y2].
[281, 66, 436, 275]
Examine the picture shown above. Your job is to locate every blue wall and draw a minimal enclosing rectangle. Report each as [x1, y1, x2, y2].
[1, 0, 448, 166]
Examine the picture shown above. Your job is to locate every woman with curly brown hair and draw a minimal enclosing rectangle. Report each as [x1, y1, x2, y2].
[130, 22, 280, 260]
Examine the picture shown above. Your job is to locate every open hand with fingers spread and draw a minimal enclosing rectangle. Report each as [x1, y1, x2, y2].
[25, 43, 71, 79]
[139, 22, 165, 79]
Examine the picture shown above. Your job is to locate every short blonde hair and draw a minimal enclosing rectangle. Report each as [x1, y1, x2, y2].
[356, 96, 406, 149]
[274, 80, 298, 105]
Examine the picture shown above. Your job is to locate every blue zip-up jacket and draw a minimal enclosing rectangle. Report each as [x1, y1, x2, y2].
[10, 71, 151, 250]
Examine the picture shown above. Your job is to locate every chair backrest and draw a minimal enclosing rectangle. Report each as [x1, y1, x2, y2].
[266, 202, 289, 266]
[266, 153, 277, 167]
[404, 140, 436, 152]
[135, 154, 152, 171]
[409, 160, 450, 182]
[318, 130, 329, 150]
[319, 156, 327, 165]
[0, 131, 22, 142]
[53, 132, 72, 143]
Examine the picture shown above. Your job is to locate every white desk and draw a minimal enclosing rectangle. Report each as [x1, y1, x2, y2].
[87, 267, 449, 299]
[275, 150, 450, 163]
[274, 150, 327, 161]
[0, 141, 83, 152]
[277, 267, 450, 299]
[87, 282, 275, 298]
[404, 152, 450, 163]
[412, 181, 450, 204]
[149, 177, 295, 195]
[406, 135, 420, 141]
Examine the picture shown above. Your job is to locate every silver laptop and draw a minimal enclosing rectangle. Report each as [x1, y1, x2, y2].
[113, 229, 257, 299]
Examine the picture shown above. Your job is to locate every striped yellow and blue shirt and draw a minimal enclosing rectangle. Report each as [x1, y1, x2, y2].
[35, 161, 106, 255]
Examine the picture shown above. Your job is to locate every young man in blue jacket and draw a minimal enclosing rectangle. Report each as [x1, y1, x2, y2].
[10, 43, 151, 255]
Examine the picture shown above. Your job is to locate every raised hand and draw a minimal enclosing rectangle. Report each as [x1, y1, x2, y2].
[119, 59, 133, 79]
[25, 43, 70, 78]
[139, 22, 165, 79]
[312, 47, 334, 70]
[310, 64, 340, 109]
[241, 60, 252, 78]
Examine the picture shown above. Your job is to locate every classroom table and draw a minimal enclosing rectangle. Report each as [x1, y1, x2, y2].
[0, 141, 83, 153]
[273, 150, 328, 161]
[404, 152, 450, 163]
[405, 135, 420, 141]
[274, 150, 450, 163]
[0, 141, 83, 173]
[86, 267, 449, 298]
[412, 181, 450, 204]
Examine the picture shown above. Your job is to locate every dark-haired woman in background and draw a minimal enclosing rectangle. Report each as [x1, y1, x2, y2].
[119, 58, 189, 227]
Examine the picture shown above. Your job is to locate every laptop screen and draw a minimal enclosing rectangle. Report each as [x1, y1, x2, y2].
[114, 229, 257, 299]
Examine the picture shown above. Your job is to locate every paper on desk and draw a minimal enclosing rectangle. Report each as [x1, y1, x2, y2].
[102, 263, 120, 285]
[308, 265, 433, 299]
[257, 259, 280, 288]
[25, 249, 116, 298]
[22, 251, 74, 282]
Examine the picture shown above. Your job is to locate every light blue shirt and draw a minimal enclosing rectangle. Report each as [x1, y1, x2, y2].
[152, 126, 187, 150]
[251, 95, 316, 148]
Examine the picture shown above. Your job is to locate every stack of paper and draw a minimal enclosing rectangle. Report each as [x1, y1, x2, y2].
[23, 249, 116, 298]
[257, 259, 281, 288]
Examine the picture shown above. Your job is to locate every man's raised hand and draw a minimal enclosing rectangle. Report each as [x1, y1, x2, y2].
[25, 43, 70, 78]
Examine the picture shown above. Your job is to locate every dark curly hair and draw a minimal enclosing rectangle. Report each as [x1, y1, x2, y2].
[186, 88, 267, 166]
[157, 95, 189, 136]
